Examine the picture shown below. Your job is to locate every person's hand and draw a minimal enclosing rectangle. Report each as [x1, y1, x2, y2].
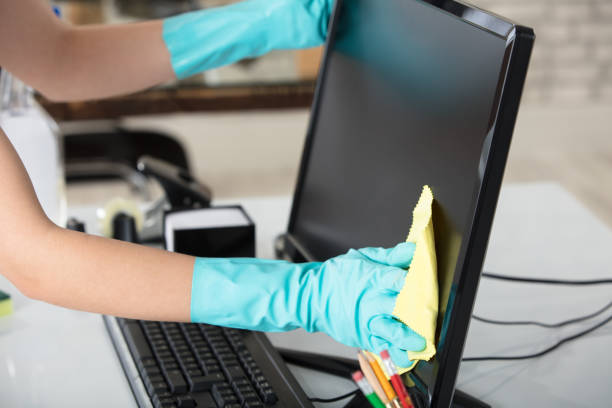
[266, 0, 335, 48]
[190, 242, 425, 367]
[163, 0, 335, 79]
[299, 243, 426, 367]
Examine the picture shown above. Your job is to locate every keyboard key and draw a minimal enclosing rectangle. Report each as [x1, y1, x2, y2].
[145, 377, 169, 397]
[157, 351, 174, 360]
[193, 392, 217, 408]
[186, 368, 203, 378]
[161, 357, 179, 369]
[260, 388, 278, 404]
[156, 390, 173, 398]
[254, 375, 266, 384]
[240, 354, 256, 366]
[146, 374, 165, 385]
[244, 401, 265, 408]
[174, 345, 191, 354]
[201, 325, 222, 333]
[217, 352, 237, 361]
[195, 351, 214, 363]
[206, 367, 221, 375]
[123, 322, 153, 361]
[148, 333, 166, 343]
[191, 342, 208, 351]
[138, 357, 158, 371]
[212, 383, 239, 407]
[188, 372, 225, 392]
[201, 358, 219, 372]
[175, 395, 196, 408]
[163, 362, 180, 371]
[154, 345, 171, 355]
[223, 365, 246, 381]
[231, 379, 260, 404]
[165, 370, 188, 394]
[154, 396, 177, 408]
[143, 365, 162, 379]
[171, 335, 187, 342]
[152, 393, 171, 407]
[232, 378, 250, 388]
[242, 392, 260, 403]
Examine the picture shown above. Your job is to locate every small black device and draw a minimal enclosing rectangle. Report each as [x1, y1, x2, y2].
[164, 206, 255, 258]
[279, 0, 534, 407]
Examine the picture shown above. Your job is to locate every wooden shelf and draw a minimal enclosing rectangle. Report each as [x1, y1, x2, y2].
[38, 82, 316, 121]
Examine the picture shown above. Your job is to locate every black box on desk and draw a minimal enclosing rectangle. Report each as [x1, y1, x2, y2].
[164, 206, 255, 257]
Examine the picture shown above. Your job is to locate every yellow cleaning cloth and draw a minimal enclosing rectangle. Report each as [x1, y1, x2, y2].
[392, 185, 438, 373]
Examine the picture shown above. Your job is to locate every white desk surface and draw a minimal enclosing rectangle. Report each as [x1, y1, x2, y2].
[1, 182, 611, 407]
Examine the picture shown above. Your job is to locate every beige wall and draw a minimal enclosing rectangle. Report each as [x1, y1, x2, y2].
[474, 0, 612, 104]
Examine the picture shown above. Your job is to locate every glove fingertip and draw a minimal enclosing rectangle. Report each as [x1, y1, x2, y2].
[371, 317, 427, 352]
[407, 332, 427, 352]
[389, 242, 416, 268]
[388, 346, 413, 369]
[368, 335, 389, 355]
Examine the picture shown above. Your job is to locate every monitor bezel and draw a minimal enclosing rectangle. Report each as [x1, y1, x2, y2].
[283, 0, 534, 406]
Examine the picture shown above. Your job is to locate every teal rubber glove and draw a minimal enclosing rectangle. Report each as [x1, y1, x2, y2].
[191, 242, 426, 367]
[163, 0, 334, 79]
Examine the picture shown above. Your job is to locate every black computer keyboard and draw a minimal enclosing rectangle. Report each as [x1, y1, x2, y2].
[104, 316, 312, 408]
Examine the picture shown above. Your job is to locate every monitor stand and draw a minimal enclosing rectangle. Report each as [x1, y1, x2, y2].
[452, 389, 491, 408]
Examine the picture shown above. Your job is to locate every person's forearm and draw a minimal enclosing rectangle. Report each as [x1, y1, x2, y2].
[0, 0, 174, 102]
[0, 127, 192, 322]
[47, 21, 175, 101]
[25, 225, 194, 322]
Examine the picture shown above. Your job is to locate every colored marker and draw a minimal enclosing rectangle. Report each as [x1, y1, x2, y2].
[353, 370, 386, 408]
[364, 351, 402, 408]
[357, 351, 391, 407]
[380, 350, 414, 408]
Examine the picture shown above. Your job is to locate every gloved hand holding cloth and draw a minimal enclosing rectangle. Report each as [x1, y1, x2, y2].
[191, 242, 426, 368]
[163, 0, 334, 79]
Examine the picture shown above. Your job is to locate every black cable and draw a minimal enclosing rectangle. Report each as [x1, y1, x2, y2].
[482, 272, 612, 285]
[309, 389, 359, 403]
[278, 348, 359, 378]
[472, 300, 612, 328]
[462, 312, 612, 362]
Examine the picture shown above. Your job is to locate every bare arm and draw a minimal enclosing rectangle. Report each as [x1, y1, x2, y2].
[0, 127, 194, 321]
[0, 0, 175, 101]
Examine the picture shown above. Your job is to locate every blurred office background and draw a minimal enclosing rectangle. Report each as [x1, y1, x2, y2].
[55, 0, 612, 227]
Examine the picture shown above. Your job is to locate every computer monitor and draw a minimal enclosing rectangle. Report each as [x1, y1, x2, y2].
[281, 0, 534, 406]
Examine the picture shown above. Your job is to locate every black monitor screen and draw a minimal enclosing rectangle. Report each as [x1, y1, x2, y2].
[289, 0, 517, 402]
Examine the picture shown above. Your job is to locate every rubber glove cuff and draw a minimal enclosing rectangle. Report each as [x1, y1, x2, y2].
[190, 258, 321, 331]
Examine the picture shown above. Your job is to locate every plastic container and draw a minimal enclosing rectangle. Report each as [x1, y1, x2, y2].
[0, 69, 66, 226]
